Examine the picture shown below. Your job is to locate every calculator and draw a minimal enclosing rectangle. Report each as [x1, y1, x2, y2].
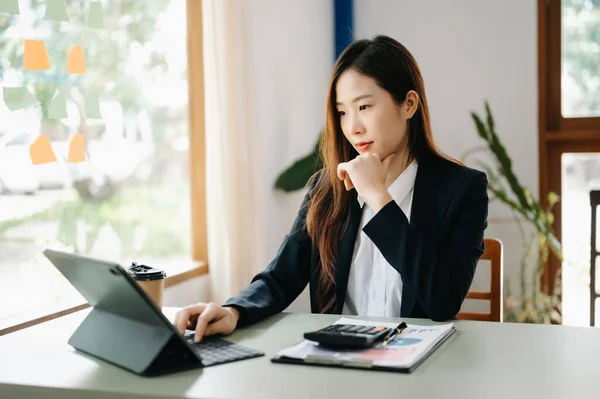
[304, 324, 393, 349]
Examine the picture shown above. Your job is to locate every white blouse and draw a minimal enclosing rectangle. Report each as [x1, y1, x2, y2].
[342, 160, 418, 317]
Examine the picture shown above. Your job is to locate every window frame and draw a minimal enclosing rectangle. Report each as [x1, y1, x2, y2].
[539, 0, 600, 297]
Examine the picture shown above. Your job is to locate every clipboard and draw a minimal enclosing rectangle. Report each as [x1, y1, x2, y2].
[271, 320, 456, 373]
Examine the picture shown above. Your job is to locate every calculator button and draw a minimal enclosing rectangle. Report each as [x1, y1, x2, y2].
[356, 326, 374, 334]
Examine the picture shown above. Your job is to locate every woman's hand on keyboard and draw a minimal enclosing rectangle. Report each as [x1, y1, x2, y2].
[174, 303, 240, 343]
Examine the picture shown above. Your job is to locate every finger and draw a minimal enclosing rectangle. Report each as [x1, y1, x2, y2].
[174, 309, 189, 335]
[204, 313, 233, 337]
[176, 303, 206, 335]
[337, 163, 348, 181]
[344, 176, 354, 191]
[173, 311, 181, 332]
[194, 305, 219, 343]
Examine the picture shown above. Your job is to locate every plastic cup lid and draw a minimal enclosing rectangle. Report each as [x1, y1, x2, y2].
[127, 262, 167, 281]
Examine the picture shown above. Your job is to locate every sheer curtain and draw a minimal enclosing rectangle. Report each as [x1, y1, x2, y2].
[202, 0, 265, 304]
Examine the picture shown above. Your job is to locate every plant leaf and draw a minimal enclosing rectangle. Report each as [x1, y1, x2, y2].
[484, 100, 495, 136]
[274, 149, 322, 192]
[548, 191, 559, 209]
[551, 309, 562, 322]
[470, 112, 490, 142]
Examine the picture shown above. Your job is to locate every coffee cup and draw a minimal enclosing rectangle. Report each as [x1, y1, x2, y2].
[128, 262, 167, 308]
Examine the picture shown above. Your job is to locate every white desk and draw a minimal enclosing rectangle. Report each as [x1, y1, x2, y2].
[0, 308, 599, 399]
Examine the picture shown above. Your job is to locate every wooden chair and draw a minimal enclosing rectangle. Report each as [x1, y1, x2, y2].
[457, 238, 503, 322]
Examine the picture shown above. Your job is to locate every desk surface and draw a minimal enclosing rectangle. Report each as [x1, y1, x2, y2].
[1, 308, 599, 399]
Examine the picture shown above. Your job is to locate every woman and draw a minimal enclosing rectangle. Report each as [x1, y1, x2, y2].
[175, 35, 488, 343]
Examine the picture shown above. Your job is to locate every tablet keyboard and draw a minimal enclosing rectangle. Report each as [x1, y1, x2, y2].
[184, 335, 264, 367]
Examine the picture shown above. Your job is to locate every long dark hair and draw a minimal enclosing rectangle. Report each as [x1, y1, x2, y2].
[306, 35, 459, 313]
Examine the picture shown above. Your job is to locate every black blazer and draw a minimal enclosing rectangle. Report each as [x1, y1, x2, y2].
[223, 156, 489, 326]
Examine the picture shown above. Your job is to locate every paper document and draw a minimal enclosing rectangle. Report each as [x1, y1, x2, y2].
[274, 317, 455, 370]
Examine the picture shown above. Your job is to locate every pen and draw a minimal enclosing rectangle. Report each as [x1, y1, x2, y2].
[380, 321, 407, 347]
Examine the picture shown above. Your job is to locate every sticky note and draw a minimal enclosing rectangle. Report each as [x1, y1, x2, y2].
[0, 0, 19, 15]
[3, 86, 39, 111]
[44, 0, 69, 22]
[29, 135, 57, 165]
[24, 39, 51, 71]
[48, 90, 68, 119]
[67, 133, 86, 163]
[85, 93, 101, 119]
[67, 45, 86, 74]
[88, 1, 104, 28]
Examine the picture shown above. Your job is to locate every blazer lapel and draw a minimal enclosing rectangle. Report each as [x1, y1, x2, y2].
[400, 157, 450, 316]
[410, 158, 449, 241]
[333, 197, 363, 313]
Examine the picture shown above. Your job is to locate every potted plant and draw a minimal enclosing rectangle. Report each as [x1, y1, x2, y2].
[467, 101, 562, 324]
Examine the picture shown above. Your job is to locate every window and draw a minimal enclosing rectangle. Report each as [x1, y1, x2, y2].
[561, 152, 600, 326]
[539, 0, 600, 326]
[561, 0, 600, 118]
[0, 0, 206, 330]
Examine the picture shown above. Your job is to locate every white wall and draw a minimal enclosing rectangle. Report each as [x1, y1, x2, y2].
[246, 1, 334, 277]
[163, 276, 210, 307]
[354, 0, 538, 204]
[229, 0, 334, 312]
[240, 0, 538, 312]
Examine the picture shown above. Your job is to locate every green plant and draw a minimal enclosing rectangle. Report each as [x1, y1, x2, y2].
[467, 101, 563, 324]
[274, 101, 564, 324]
[274, 134, 323, 192]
